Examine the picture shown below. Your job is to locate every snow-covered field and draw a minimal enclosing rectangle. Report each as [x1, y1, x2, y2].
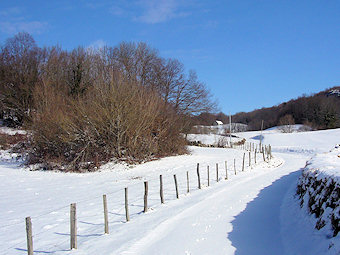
[1, 127, 340, 254]
[186, 133, 242, 146]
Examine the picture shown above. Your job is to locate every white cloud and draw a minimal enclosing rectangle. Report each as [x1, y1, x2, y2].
[136, 0, 188, 24]
[0, 21, 48, 35]
[0, 7, 48, 35]
[88, 39, 107, 50]
[107, 0, 190, 24]
[0, 7, 22, 17]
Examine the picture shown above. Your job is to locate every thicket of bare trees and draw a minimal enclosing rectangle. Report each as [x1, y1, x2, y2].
[232, 89, 340, 130]
[0, 32, 41, 125]
[0, 33, 216, 171]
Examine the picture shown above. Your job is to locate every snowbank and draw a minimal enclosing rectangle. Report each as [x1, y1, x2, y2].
[296, 147, 340, 251]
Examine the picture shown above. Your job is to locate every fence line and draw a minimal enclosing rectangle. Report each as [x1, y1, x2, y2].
[19, 143, 272, 254]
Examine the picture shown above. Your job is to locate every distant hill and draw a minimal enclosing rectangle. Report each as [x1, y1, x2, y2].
[193, 86, 340, 131]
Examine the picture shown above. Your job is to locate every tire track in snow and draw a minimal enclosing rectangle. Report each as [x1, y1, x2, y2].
[119, 154, 305, 255]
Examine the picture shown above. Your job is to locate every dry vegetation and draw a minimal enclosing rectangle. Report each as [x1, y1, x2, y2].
[0, 32, 216, 171]
[0, 133, 27, 150]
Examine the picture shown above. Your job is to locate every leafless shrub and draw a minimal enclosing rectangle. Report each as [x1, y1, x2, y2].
[217, 136, 228, 148]
[30, 72, 187, 171]
[278, 114, 295, 133]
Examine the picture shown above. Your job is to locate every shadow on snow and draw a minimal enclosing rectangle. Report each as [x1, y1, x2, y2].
[229, 169, 302, 255]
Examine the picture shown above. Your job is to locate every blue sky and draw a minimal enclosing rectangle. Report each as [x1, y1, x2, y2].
[0, 0, 339, 114]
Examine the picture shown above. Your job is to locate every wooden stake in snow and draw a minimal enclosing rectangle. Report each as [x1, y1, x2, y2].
[234, 159, 237, 175]
[160, 175, 164, 204]
[186, 171, 189, 193]
[255, 150, 257, 164]
[207, 166, 210, 186]
[249, 151, 251, 167]
[225, 161, 228, 180]
[125, 188, 130, 222]
[70, 203, 77, 249]
[260, 119, 264, 148]
[143, 181, 148, 213]
[262, 150, 266, 162]
[103, 195, 109, 234]
[242, 153, 245, 171]
[25, 217, 33, 255]
[174, 174, 179, 199]
[197, 163, 201, 189]
[216, 163, 219, 182]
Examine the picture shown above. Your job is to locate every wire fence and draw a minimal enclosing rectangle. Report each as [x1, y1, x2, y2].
[3, 143, 272, 254]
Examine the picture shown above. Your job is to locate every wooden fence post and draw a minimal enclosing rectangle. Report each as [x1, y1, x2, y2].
[125, 188, 130, 222]
[25, 217, 33, 255]
[207, 166, 210, 186]
[249, 151, 251, 167]
[225, 161, 228, 180]
[70, 203, 77, 250]
[144, 181, 148, 213]
[174, 174, 179, 199]
[103, 195, 109, 234]
[262, 150, 266, 162]
[234, 159, 237, 175]
[197, 163, 201, 189]
[242, 153, 245, 171]
[160, 175, 164, 204]
[186, 171, 189, 193]
[255, 150, 257, 164]
[216, 163, 219, 182]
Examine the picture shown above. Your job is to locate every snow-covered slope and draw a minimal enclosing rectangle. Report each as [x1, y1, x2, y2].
[236, 128, 340, 154]
[1, 128, 340, 254]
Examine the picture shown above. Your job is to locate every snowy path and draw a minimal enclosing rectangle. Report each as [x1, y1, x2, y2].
[65, 153, 307, 255]
[114, 153, 307, 255]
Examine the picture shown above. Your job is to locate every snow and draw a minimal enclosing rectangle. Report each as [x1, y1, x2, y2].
[282, 173, 340, 255]
[186, 134, 242, 146]
[305, 147, 340, 180]
[236, 127, 340, 154]
[265, 124, 312, 132]
[1, 127, 340, 254]
[0, 126, 27, 135]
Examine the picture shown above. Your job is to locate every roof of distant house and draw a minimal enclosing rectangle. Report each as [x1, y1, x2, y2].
[215, 120, 223, 125]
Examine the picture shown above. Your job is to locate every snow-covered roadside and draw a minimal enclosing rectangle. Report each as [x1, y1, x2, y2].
[0, 146, 273, 254]
[1, 128, 340, 254]
[287, 148, 340, 254]
[281, 174, 340, 255]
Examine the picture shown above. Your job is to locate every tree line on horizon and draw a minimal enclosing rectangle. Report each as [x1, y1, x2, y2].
[193, 88, 340, 131]
[0, 32, 216, 171]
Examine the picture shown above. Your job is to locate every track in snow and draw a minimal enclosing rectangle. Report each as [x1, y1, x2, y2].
[108, 153, 308, 255]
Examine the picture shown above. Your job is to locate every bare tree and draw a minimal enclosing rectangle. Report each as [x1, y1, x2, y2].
[0, 32, 41, 125]
[278, 114, 295, 133]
